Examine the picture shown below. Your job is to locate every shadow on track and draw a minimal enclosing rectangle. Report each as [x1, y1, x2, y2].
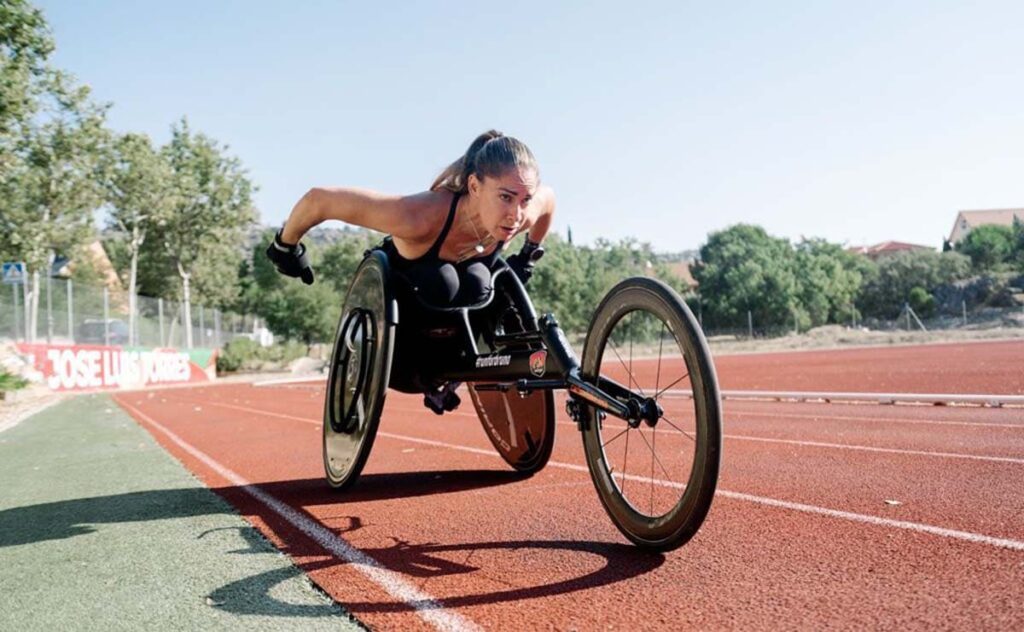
[1, 469, 665, 615]
[0, 468, 528, 547]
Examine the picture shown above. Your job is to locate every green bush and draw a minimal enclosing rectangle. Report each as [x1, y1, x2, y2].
[217, 338, 260, 373]
[908, 286, 936, 318]
[216, 338, 308, 373]
[0, 369, 29, 393]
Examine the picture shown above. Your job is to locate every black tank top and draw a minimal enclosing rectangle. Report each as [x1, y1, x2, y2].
[386, 193, 504, 306]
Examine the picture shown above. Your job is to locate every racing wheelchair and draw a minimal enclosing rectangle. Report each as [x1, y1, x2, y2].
[324, 242, 722, 551]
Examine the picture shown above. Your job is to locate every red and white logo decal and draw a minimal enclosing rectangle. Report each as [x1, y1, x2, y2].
[529, 350, 547, 377]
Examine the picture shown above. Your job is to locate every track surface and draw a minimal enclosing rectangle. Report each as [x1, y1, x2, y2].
[113, 341, 1024, 630]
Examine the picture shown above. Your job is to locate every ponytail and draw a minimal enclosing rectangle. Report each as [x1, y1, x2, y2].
[431, 129, 538, 193]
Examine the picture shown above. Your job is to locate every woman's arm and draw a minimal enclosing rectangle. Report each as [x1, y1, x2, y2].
[280, 187, 438, 245]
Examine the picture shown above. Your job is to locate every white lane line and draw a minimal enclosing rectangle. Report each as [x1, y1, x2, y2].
[188, 398, 1024, 552]
[116, 399, 481, 632]
[252, 375, 326, 387]
[376, 402, 1024, 465]
[727, 408, 1024, 430]
[722, 433, 1024, 465]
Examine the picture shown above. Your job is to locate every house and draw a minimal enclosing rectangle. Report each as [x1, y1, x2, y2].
[645, 260, 698, 290]
[948, 208, 1024, 245]
[846, 241, 935, 260]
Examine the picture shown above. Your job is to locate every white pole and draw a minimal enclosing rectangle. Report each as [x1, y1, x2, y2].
[103, 287, 110, 346]
[67, 279, 73, 342]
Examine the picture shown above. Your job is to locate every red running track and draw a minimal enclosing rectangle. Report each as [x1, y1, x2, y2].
[112, 341, 1024, 630]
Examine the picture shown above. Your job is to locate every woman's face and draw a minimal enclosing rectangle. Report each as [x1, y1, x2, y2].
[468, 168, 538, 241]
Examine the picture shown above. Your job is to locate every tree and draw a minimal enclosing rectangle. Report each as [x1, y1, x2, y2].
[1, 3, 111, 341]
[857, 250, 971, 318]
[0, 0, 53, 152]
[102, 132, 174, 344]
[794, 239, 869, 327]
[956, 224, 1015, 271]
[1, 72, 110, 342]
[318, 230, 380, 294]
[1010, 218, 1024, 271]
[692, 224, 799, 331]
[155, 118, 256, 348]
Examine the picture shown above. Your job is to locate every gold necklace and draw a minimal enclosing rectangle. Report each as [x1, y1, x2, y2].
[458, 205, 495, 261]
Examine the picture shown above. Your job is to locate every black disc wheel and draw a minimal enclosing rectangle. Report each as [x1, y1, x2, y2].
[467, 384, 555, 475]
[323, 250, 395, 490]
[580, 277, 722, 551]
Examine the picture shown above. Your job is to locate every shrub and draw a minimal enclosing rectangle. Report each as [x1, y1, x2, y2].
[216, 338, 260, 373]
[908, 286, 936, 318]
[0, 369, 29, 393]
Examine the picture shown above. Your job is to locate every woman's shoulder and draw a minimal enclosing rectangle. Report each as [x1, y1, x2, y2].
[390, 189, 454, 245]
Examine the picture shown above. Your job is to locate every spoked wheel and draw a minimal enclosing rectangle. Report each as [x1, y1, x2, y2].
[323, 250, 395, 490]
[580, 277, 722, 551]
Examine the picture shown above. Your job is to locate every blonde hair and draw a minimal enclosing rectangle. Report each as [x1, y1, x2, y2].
[431, 129, 538, 193]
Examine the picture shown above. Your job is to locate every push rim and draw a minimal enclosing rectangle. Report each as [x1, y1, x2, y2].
[323, 252, 393, 489]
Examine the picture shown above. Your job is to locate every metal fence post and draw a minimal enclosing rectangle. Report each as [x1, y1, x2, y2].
[158, 298, 164, 347]
[67, 279, 73, 343]
[103, 287, 110, 345]
[747, 310, 753, 338]
[12, 283, 20, 341]
[214, 309, 221, 347]
[46, 270, 53, 344]
[199, 305, 205, 348]
[962, 300, 967, 326]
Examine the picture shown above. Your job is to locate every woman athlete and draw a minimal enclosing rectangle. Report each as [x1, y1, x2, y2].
[266, 130, 555, 300]
[267, 130, 555, 412]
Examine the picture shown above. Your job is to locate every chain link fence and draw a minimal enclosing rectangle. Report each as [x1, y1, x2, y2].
[0, 276, 261, 348]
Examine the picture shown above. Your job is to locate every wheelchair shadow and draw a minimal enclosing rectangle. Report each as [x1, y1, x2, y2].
[251, 468, 534, 506]
[307, 538, 665, 613]
[1, 471, 665, 615]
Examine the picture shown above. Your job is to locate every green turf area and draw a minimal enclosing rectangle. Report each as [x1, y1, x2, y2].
[0, 394, 363, 631]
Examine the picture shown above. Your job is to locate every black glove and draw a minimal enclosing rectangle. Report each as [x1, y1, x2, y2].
[266, 229, 315, 285]
[506, 239, 544, 284]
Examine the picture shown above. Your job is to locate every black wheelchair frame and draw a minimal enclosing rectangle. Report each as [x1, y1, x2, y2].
[324, 245, 723, 552]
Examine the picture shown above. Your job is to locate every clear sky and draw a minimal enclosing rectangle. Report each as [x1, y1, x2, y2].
[36, 0, 1024, 252]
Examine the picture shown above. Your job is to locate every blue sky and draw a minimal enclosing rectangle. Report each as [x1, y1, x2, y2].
[37, 1, 1024, 252]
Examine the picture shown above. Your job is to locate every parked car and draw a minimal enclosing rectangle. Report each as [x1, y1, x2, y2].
[77, 319, 129, 345]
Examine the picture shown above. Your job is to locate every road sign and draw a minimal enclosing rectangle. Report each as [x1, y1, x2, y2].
[2, 261, 26, 285]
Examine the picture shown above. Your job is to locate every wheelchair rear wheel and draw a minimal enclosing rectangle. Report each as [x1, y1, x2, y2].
[323, 250, 395, 490]
[580, 277, 722, 551]
[467, 385, 555, 474]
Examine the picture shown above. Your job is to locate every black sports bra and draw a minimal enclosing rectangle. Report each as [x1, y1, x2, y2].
[385, 193, 504, 306]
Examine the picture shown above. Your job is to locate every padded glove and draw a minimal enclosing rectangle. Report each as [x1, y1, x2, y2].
[266, 229, 315, 285]
[506, 239, 544, 285]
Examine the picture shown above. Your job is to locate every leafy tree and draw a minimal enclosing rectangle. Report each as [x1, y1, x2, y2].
[956, 224, 1015, 271]
[154, 118, 256, 347]
[1, 72, 110, 341]
[318, 230, 380, 294]
[0, 0, 53, 150]
[692, 224, 799, 331]
[101, 132, 174, 344]
[258, 278, 341, 344]
[1011, 217, 1024, 271]
[857, 250, 970, 318]
[794, 239, 869, 327]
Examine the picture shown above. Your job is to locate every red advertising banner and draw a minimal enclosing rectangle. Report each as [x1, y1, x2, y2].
[14, 343, 217, 392]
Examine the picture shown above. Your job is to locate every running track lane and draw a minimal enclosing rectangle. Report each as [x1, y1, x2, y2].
[111, 343, 1024, 629]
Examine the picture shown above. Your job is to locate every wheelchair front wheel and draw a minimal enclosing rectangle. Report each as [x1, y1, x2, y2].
[580, 277, 722, 551]
[323, 251, 395, 490]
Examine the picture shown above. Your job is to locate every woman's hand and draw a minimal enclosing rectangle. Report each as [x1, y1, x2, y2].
[266, 230, 315, 285]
